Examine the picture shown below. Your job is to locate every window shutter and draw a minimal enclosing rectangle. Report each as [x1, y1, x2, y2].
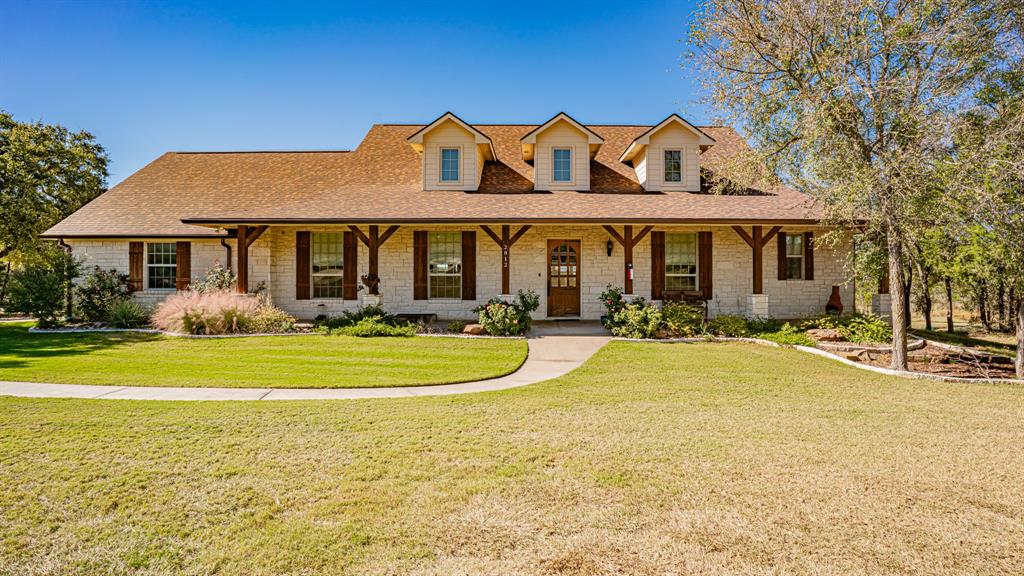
[343, 231, 358, 300]
[295, 231, 310, 300]
[461, 231, 476, 301]
[650, 231, 665, 300]
[777, 232, 787, 281]
[698, 231, 713, 300]
[128, 242, 143, 292]
[804, 232, 814, 281]
[413, 231, 428, 300]
[175, 241, 191, 290]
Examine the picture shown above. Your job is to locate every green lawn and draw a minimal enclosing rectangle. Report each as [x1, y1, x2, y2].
[910, 327, 1017, 357]
[2, 342, 1023, 575]
[0, 322, 527, 388]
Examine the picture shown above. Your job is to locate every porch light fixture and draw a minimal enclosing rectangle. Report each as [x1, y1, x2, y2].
[606, 239, 614, 257]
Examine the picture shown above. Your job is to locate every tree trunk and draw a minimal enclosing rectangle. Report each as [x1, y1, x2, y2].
[903, 263, 913, 328]
[997, 279, 1006, 329]
[979, 282, 991, 331]
[945, 277, 955, 333]
[1016, 297, 1023, 379]
[922, 268, 932, 331]
[0, 261, 10, 309]
[888, 238, 908, 370]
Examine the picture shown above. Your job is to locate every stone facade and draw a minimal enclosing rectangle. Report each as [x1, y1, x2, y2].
[67, 224, 855, 321]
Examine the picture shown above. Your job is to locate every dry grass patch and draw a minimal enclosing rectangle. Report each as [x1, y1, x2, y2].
[1, 341, 1023, 575]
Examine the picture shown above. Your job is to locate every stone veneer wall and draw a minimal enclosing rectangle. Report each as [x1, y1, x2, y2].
[67, 225, 854, 321]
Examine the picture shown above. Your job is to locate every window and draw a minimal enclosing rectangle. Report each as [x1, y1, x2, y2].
[312, 232, 344, 298]
[146, 242, 177, 289]
[428, 232, 462, 299]
[552, 147, 572, 182]
[664, 149, 682, 182]
[665, 233, 698, 292]
[785, 234, 804, 280]
[440, 147, 460, 182]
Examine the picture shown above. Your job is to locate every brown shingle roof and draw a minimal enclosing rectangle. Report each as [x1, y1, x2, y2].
[43, 123, 822, 238]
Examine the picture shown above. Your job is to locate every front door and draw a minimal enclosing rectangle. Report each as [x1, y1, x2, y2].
[547, 239, 581, 317]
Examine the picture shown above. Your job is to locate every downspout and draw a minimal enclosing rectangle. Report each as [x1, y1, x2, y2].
[57, 238, 73, 321]
[220, 238, 233, 272]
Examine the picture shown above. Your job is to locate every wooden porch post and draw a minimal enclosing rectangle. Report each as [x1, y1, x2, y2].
[603, 225, 653, 294]
[349, 224, 400, 278]
[731, 225, 781, 295]
[236, 225, 248, 294]
[480, 224, 531, 294]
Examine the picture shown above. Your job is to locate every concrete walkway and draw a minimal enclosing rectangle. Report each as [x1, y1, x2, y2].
[0, 326, 611, 401]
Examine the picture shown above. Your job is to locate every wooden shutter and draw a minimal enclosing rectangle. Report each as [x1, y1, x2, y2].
[128, 242, 144, 292]
[650, 231, 665, 300]
[295, 231, 310, 300]
[175, 241, 191, 290]
[777, 232, 787, 281]
[413, 231, 428, 300]
[804, 231, 814, 281]
[343, 231, 358, 300]
[461, 231, 476, 301]
[698, 231, 713, 300]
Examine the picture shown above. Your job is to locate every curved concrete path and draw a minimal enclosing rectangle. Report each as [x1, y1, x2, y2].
[0, 333, 611, 401]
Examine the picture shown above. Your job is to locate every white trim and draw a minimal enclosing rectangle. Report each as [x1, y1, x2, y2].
[551, 146, 574, 185]
[619, 114, 716, 162]
[438, 146, 463, 185]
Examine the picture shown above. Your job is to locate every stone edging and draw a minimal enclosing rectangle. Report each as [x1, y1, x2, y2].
[612, 336, 1022, 385]
[817, 338, 926, 353]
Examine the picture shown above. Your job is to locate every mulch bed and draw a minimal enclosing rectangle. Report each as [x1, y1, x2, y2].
[855, 344, 1017, 379]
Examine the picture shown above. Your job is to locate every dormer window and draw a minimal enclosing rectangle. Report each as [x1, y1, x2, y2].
[440, 147, 460, 182]
[664, 149, 682, 182]
[552, 147, 572, 182]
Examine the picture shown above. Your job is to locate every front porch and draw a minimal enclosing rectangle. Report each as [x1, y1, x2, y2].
[216, 223, 852, 322]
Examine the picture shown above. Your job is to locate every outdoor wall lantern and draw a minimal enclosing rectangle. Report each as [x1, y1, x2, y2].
[606, 239, 614, 257]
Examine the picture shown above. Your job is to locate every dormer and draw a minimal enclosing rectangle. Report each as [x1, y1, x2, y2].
[520, 113, 603, 191]
[407, 112, 496, 191]
[619, 114, 715, 192]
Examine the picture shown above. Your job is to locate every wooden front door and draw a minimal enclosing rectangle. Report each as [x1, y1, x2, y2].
[547, 239, 581, 317]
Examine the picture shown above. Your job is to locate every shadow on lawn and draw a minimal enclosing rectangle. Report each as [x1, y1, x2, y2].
[910, 328, 1016, 357]
[0, 323, 164, 370]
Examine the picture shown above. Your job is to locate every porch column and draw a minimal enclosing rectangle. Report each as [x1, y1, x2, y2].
[732, 225, 780, 317]
[235, 225, 268, 294]
[349, 225, 400, 298]
[603, 225, 653, 294]
[480, 224, 531, 295]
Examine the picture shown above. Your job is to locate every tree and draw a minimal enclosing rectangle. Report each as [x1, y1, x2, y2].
[690, 0, 1010, 369]
[0, 111, 108, 264]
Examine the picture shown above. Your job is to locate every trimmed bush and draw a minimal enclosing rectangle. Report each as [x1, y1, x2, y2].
[598, 285, 626, 326]
[755, 322, 815, 346]
[476, 290, 540, 336]
[76, 266, 132, 322]
[709, 315, 749, 337]
[661, 302, 707, 337]
[6, 250, 80, 327]
[108, 298, 149, 328]
[334, 317, 416, 337]
[243, 303, 296, 334]
[447, 319, 467, 333]
[610, 301, 663, 339]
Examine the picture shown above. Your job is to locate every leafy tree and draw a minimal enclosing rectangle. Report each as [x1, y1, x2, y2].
[690, 0, 1012, 369]
[5, 247, 81, 327]
[0, 111, 108, 264]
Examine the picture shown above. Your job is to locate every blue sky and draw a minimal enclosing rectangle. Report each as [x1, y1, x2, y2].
[4, 0, 710, 185]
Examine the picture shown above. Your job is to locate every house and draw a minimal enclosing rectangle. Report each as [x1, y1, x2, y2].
[43, 112, 854, 321]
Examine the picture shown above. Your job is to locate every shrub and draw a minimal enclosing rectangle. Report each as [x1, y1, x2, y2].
[244, 304, 296, 334]
[709, 315, 749, 337]
[6, 250, 81, 327]
[151, 290, 261, 334]
[190, 263, 236, 293]
[447, 319, 467, 333]
[476, 290, 540, 336]
[76, 266, 132, 322]
[755, 322, 815, 346]
[661, 302, 707, 337]
[598, 285, 626, 324]
[108, 298, 149, 328]
[840, 313, 892, 343]
[610, 302, 663, 339]
[314, 306, 395, 330]
[334, 317, 416, 337]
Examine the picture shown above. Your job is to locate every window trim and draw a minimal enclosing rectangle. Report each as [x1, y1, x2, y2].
[439, 146, 462, 184]
[551, 146, 574, 185]
[310, 232, 345, 299]
[664, 232, 699, 293]
[427, 231, 463, 300]
[784, 233, 804, 280]
[145, 242, 178, 291]
[663, 148, 683, 183]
